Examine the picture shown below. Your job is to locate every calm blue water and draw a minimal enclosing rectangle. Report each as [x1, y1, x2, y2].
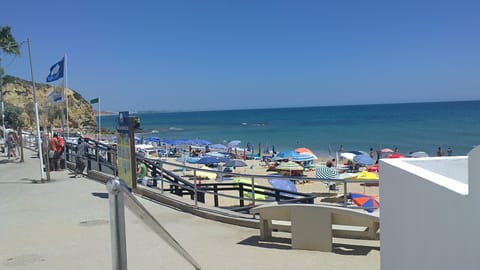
[99, 101, 480, 157]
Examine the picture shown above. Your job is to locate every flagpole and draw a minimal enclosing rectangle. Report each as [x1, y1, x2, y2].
[98, 96, 101, 140]
[64, 54, 68, 138]
[27, 38, 46, 180]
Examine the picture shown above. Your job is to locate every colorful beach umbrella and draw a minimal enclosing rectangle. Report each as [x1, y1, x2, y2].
[276, 161, 304, 171]
[348, 193, 379, 212]
[273, 150, 298, 161]
[385, 153, 406, 158]
[295, 147, 313, 154]
[315, 166, 338, 179]
[353, 154, 375, 166]
[292, 153, 318, 161]
[209, 143, 227, 150]
[227, 140, 241, 148]
[340, 152, 356, 161]
[225, 159, 247, 167]
[268, 178, 298, 198]
[196, 156, 228, 164]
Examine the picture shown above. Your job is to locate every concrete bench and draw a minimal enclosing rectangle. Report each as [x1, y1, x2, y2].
[250, 203, 380, 252]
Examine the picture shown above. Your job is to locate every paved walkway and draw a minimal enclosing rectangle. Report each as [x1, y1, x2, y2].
[0, 149, 379, 270]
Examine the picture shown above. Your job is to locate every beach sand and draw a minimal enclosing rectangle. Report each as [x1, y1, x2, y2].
[160, 156, 379, 208]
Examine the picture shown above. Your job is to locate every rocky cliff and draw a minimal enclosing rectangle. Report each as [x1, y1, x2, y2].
[1, 75, 97, 133]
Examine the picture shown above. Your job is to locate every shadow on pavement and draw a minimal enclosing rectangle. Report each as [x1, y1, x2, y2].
[237, 236, 291, 250]
[92, 192, 109, 199]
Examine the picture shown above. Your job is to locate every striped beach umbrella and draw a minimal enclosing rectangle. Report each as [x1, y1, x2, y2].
[315, 166, 338, 179]
[348, 193, 380, 213]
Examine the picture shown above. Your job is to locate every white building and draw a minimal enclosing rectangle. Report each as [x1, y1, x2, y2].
[380, 146, 480, 269]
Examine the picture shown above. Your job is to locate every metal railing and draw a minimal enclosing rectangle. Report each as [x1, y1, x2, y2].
[107, 177, 201, 270]
[63, 139, 379, 211]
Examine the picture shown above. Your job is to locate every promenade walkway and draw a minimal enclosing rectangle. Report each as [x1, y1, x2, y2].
[0, 149, 379, 270]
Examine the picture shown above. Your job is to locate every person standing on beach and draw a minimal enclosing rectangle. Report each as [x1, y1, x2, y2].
[447, 147, 453, 156]
[437, 147, 444, 156]
[369, 148, 375, 159]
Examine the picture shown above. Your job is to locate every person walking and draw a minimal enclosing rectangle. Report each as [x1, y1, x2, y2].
[74, 137, 90, 178]
[6, 133, 17, 160]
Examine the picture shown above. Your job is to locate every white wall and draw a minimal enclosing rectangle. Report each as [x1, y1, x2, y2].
[380, 146, 480, 270]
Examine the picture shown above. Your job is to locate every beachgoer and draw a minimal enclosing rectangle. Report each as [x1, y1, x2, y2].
[50, 133, 60, 171]
[74, 137, 90, 177]
[394, 147, 398, 153]
[338, 145, 344, 154]
[369, 148, 375, 159]
[6, 133, 17, 160]
[326, 160, 333, 168]
[447, 147, 453, 156]
[437, 147, 444, 157]
[137, 160, 147, 182]
[57, 134, 65, 169]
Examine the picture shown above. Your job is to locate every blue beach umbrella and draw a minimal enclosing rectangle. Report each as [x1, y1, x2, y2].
[227, 140, 241, 148]
[209, 143, 227, 150]
[268, 178, 298, 198]
[353, 154, 375, 166]
[225, 159, 248, 167]
[196, 156, 229, 164]
[273, 150, 298, 161]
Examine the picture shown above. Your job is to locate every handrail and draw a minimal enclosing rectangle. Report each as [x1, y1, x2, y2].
[106, 177, 201, 270]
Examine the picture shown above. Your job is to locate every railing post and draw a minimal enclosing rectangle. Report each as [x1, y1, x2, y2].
[343, 180, 348, 207]
[159, 162, 164, 194]
[213, 185, 219, 207]
[251, 176, 256, 206]
[193, 168, 198, 206]
[106, 178, 128, 270]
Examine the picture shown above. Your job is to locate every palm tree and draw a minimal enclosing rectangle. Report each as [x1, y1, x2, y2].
[1, 25, 20, 136]
[0, 25, 20, 55]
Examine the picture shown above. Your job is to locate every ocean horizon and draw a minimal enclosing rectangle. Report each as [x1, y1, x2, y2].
[99, 100, 480, 157]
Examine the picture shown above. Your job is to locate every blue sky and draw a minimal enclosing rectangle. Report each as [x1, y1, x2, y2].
[1, 0, 479, 112]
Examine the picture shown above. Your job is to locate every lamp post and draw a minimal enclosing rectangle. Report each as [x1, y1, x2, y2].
[0, 64, 6, 152]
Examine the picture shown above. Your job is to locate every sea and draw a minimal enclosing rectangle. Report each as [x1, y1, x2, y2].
[99, 100, 480, 157]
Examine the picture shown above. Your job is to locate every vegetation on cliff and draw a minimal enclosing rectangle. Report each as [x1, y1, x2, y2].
[1, 75, 97, 132]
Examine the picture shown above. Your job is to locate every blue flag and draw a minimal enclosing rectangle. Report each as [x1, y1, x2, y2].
[46, 57, 65, 82]
[47, 90, 63, 104]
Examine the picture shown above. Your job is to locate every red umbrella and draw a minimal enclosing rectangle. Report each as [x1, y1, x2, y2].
[348, 193, 379, 212]
[385, 153, 405, 158]
[295, 147, 313, 154]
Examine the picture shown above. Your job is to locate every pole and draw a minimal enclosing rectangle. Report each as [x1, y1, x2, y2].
[98, 96, 101, 141]
[0, 58, 6, 155]
[106, 178, 128, 270]
[64, 54, 68, 138]
[27, 38, 46, 181]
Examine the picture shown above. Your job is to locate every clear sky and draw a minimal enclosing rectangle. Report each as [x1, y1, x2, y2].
[1, 0, 479, 112]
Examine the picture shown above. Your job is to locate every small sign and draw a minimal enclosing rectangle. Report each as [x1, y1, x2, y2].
[116, 111, 129, 133]
[117, 131, 133, 188]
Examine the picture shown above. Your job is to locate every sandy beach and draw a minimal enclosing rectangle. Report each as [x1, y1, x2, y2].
[159, 155, 380, 207]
